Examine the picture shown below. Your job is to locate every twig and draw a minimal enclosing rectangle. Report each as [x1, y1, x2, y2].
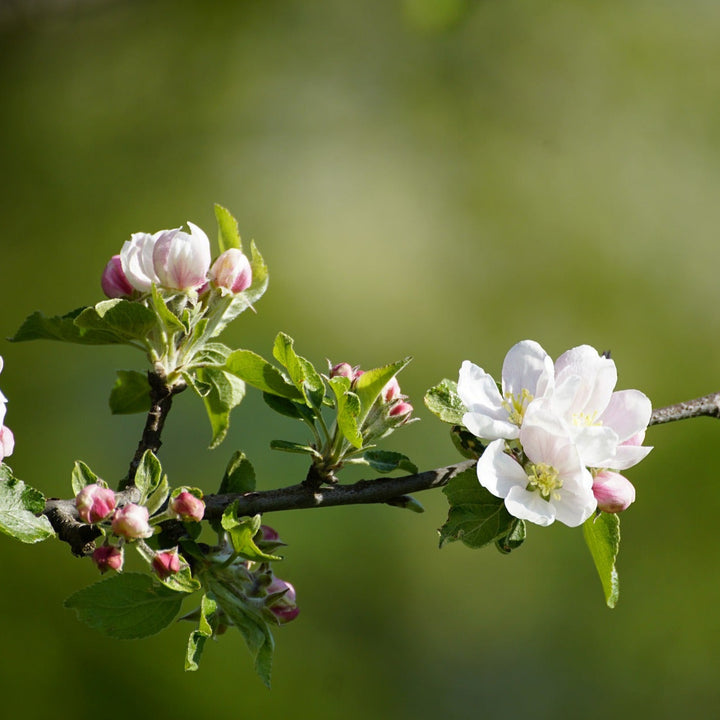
[649, 393, 720, 426]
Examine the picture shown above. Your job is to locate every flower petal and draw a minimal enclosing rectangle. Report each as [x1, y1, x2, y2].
[601, 389, 652, 443]
[501, 340, 554, 399]
[504, 485, 555, 526]
[476, 439, 527, 498]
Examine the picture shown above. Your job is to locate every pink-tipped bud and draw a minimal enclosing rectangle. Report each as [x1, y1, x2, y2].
[209, 248, 253, 294]
[259, 525, 280, 542]
[111, 503, 153, 539]
[592, 470, 636, 513]
[169, 490, 205, 522]
[329, 362, 354, 380]
[266, 576, 299, 624]
[76, 484, 117, 525]
[152, 223, 211, 291]
[101, 255, 134, 298]
[382, 377, 402, 403]
[0, 425, 14, 460]
[152, 548, 182, 579]
[92, 545, 124, 574]
[388, 400, 413, 419]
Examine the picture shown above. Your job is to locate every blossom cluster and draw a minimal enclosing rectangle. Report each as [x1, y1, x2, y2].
[457, 341, 652, 527]
[101, 222, 252, 298]
[0, 357, 14, 461]
[75, 483, 205, 576]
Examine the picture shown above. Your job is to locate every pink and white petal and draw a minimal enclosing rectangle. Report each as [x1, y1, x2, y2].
[0, 425, 14, 459]
[501, 340, 554, 399]
[504, 486, 555, 526]
[476, 439, 527, 498]
[463, 412, 519, 441]
[608, 443, 653, 470]
[552, 485, 597, 527]
[457, 361, 505, 414]
[555, 345, 617, 415]
[601, 390, 652, 442]
[519, 405, 572, 464]
[573, 425, 619, 468]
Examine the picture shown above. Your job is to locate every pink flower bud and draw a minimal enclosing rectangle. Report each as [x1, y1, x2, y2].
[259, 525, 280, 542]
[101, 255, 134, 298]
[75, 484, 117, 524]
[169, 490, 205, 522]
[152, 222, 211, 291]
[92, 545, 124, 574]
[152, 548, 182, 579]
[592, 470, 636, 513]
[266, 576, 299, 624]
[120, 231, 161, 292]
[382, 377, 402, 402]
[111, 503, 153, 539]
[388, 400, 413, 419]
[209, 248, 253, 294]
[0, 425, 14, 460]
[329, 362, 354, 380]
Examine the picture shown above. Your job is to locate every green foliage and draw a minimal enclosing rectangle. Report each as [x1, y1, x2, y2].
[185, 594, 219, 672]
[109, 370, 152, 415]
[221, 506, 281, 562]
[195, 366, 246, 448]
[424, 378, 465, 425]
[70, 460, 99, 496]
[225, 349, 303, 399]
[64, 573, 185, 639]
[215, 203, 243, 253]
[272, 332, 325, 409]
[583, 512, 621, 608]
[134, 450, 164, 504]
[0, 466, 55, 543]
[360, 449, 418, 474]
[353, 358, 411, 427]
[9, 308, 125, 345]
[219, 451, 257, 494]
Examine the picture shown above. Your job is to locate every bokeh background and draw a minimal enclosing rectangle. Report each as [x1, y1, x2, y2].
[2, 0, 720, 717]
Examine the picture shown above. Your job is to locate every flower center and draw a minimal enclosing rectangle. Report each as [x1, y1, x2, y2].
[526, 462, 562, 500]
[502, 388, 534, 426]
[572, 410, 601, 427]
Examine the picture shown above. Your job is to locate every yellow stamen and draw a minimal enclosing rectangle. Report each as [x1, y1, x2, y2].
[526, 462, 563, 500]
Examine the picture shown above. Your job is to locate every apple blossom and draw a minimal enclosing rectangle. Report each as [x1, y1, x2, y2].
[265, 576, 299, 624]
[169, 490, 205, 522]
[120, 231, 162, 292]
[152, 222, 211, 291]
[111, 503, 153, 540]
[476, 404, 596, 527]
[209, 248, 252, 294]
[152, 548, 182, 579]
[0, 357, 12, 461]
[388, 400, 413, 419]
[101, 255, 134, 298]
[329, 362, 354, 380]
[92, 545, 124, 574]
[75, 484, 116, 524]
[592, 470, 636, 513]
[458, 340, 554, 441]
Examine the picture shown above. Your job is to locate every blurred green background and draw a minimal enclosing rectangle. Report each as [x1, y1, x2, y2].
[2, 0, 720, 717]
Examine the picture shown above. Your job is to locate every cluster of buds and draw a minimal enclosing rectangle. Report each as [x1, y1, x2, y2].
[101, 222, 253, 298]
[0, 357, 15, 461]
[74, 482, 205, 577]
[329, 362, 414, 432]
[457, 341, 652, 527]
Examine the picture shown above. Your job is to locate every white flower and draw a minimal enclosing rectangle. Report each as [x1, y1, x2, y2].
[120, 231, 163, 292]
[546, 345, 652, 468]
[457, 340, 554, 441]
[476, 404, 596, 527]
[153, 222, 211, 291]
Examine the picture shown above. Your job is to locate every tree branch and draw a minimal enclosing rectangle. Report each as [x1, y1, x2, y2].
[648, 393, 720, 426]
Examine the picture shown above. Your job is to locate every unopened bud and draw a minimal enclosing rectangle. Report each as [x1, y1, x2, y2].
[101, 255, 134, 298]
[152, 548, 182, 579]
[382, 377, 402, 403]
[92, 545, 124, 574]
[152, 223, 211, 291]
[259, 525, 280, 542]
[329, 362, 354, 380]
[76, 483, 117, 524]
[0, 425, 14, 460]
[209, 248, 253, 294]
[266, 576, 299, 624]
[169, 490, 205, 522]
[111, 503, 153, 539]
[592, 470, 636, 513]
[388, 400, 413, 419]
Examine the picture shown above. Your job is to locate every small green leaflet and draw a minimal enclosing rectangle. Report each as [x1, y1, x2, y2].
[272, 332, 325, 409]
[215, 203, 243, 253]
[219, 451, 256, 494]
[70, 460, 99, 496]
[361, 449, 418, 474]
[221, 507, 281, 562]
[225, 349, 303, 400]
[64, 573, 185, 639]
[424, 378, 466, 425]
[186, 594, 219, 672]
[195, 366, 246, 448]
[9, 308, 125, 345]
[583, 512, 621, 608]
[109, 370, 152, 415]
[0, 467, 55, 543]
[353, 358, 411, 427]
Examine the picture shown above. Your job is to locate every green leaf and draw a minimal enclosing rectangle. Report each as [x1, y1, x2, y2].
[215, 203, 242, 253]
[0, 470, 55, 543]
[269, 440, 323, 458]
[354, 358, 412, 426]
[262, 392, 318, 423]
[272, 332, 325, 409]
[185, 594, 219, 672]
[109, 370, 152, 415]
[450, 425, 486, 459]
[329, 377, 362, 448]
[424, 379, 466, 425]
[583, 512, 621, 608]
[145, 475, 170, 516]
[74, 299, 156, 343]
[134, 450, 163, 503]
[362, 450, 418, 474]
[495, 518, 526, 554]
[439, 467, 514, 549]
[64, 573, 184, 639]
[196, 367, 246, 449]
[219, 451, 256, 494]
[225, 350, 303, 400]
[221, 508, 281, 562]
[150, 285, 186, 332]
[9, 308, 125, 345]
[70, 460, 99, 496]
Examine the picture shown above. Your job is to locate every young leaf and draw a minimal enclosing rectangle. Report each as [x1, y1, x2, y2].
[221, 507, 281, 562]
[134, 450, 163, 503]
[0, 471, 55, 543]
[583, 512, 621, 608]
[272, 332, 325, 409]
[185, 594, 219, 672]
[9, 308, 124, 345]
[150, 285, 186, 332]
[329, 377, 362, 448]
[74, 299, 156, 343]
[215, 203, 243, 253]
[270, 440, 323, 458]
[225, 350, 303, 400]
[439, 467, 513, 549]
[354, 358, 411, 426]
[109, 370, 152, 415]
[196, 366, 246, 449]
[361, 450, 418, 474]
[495, 518, 526, 554]
[71, 460, 99, 496]
[262, 392, 318, 423]
[64, 573, 184, 639]
[219, 451, 256, 494]
[424, 379, 466, 425]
